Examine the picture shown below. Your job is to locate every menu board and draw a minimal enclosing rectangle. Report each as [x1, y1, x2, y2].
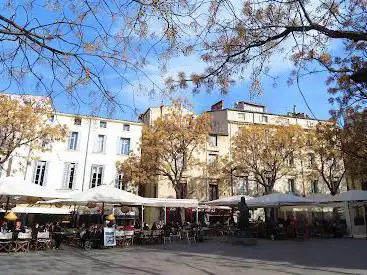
[103, 227, 116, 247]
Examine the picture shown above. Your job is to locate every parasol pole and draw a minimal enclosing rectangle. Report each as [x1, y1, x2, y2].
[5, 196, 10, 214]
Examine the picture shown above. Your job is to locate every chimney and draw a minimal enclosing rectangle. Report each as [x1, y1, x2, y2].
[211, 100, 224, 111]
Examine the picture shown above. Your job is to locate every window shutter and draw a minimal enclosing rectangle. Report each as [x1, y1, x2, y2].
[116, 137, 121, 155]
[103, 136, 107, 153]
[127, 138, 131, 153]
[101, 165, 105, 186]
[31, 160, 37, 184]
[73, 163, 78, 190]
[62, 163, 69, 189]
[43, 162, 49, 187]
[93, 135, 98, 153]
[76, 132, 81, 151]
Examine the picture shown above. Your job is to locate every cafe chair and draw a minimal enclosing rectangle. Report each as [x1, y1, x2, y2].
[185, 231, 196, 245]
[0, 232, 13, 253]
[15, 232, 32, 252]
[36, 232, 52, 250]
[124, 230, 134, 246]
[115, 230, 125, 247]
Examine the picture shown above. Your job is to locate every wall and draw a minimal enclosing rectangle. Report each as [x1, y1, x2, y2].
[3, 113, 143, 193]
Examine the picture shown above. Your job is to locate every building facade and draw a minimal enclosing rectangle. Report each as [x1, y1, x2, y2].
[140, 101, 347, 201]
[1, 95, 347, 210]
[2, 112, 143, 193]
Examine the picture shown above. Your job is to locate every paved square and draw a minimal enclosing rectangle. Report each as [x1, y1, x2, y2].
[0, 239, 366, 275]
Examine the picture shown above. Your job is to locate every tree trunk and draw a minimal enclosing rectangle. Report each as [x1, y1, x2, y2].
[175, 185, 186, 225]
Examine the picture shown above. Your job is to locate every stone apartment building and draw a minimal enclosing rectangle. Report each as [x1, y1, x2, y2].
[139, 101, 347, 223]
[1, 94, 347, 223]
[1, 105, 143, 194]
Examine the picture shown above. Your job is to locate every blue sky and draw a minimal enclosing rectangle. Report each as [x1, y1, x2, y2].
[14, 56, 333, 122]
[45, 49, 333, 121]
[1, 1, 335, 121]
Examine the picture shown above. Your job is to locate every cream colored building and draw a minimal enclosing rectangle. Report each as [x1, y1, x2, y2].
[1, 110, 143, 194]
[139, 101, 347, 210]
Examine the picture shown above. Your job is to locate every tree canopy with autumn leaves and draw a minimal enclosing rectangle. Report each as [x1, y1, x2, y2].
[308, 122, 346, 195]
[120, 108, 210, 199]
[1, 1, 365, 116]
[231, 124, 306, 194]
[0, 94, 67, 172]
[165, 0, 366, 116]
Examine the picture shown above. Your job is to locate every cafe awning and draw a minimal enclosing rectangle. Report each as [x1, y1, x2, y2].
[0, 176, 72, 199]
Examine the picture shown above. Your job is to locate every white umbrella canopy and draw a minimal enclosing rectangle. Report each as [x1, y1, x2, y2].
[0, 176, 72, 199]
[142, 198, 198, 208]
[330, 190, 367, 202]
[41, 185, 145, 205]
[305, 193, 335, 204]
[204, 195, 254, 206]
[247, 193, 312, 208]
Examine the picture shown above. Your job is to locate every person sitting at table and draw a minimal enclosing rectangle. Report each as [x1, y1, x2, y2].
[53, 222, 63, 249]
[31, 224, 39, 239]
[151, 222, 158, 231]
[13, 220, 25, 240]
[0, 221, 8, 233]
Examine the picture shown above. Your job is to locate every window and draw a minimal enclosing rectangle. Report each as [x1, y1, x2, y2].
[208, 154, 217, 164]
[179, 181, 188, 199]
[119, 138, 130, 155]
[238, 113, 246, 121]
[123, 124, 130, 131]
[288, 179, 295, 193]
[33, 161, 47, 186]
[176, 154, 184, 169]
[308, 153, 315, 167]
[95, 135, 106, 153]
[283, 119, 290, 125]
[90, 165, 103, 188]
[115, 173, 125, 190]
[209, 183, 219, 201]
[74, 117, 82, 125]
[208, 134, 217, 147]
[288, 153, 295, 166]
[100, 121, 107, 128]
[68, 132, 78, 150]
[354, 206, 365, 225]
[237, 176, 249, 195]
[262, 115, 268, 123]
[64, 163, 77, 189]
[311, 180, 318, 193]
[362, 181, 367, 191]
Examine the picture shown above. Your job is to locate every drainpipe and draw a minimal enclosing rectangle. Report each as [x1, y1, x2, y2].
[81, 118, 92, 191]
